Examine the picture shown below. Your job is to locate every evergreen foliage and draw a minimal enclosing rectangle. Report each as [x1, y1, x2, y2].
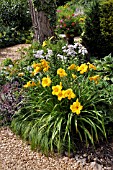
[82, 0, 113, 59]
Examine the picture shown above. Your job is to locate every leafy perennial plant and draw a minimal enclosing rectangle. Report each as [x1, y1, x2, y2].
[11, 41, 113, 155]
[11, 41, 113, 154]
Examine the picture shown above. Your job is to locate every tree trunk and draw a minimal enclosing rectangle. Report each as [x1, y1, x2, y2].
[28, 0, 39, 41]
[37, 11, 54, 44]
[28, 0, 55, 44]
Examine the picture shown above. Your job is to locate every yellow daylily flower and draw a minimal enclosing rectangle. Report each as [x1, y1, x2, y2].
[52, 85, 62, 96]
[41, 59, 49, 68]
[64, 88, 76, 100]
[32, 63, 41, 69]
[43, 66, 49, 72]
[42, 41, 47, 47]
[87, 62, 97, 70]
[33, 66, 41, 75]
[72, 74, 77, 79]
[23, 81, 31, 88]
[23, 81, 36, 88]
[89, 75, 100, 84]
[57, 68, 67, 77]
[77, 63, 88, 74]
[57, 90, 65, 101]
[68, 64, 76, 70]
[42, 76, 51, 87]
[31, 81, 36, 86]
[70, 98, 83, 115]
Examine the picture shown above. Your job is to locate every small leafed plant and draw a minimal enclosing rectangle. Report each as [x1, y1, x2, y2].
[11, 43, 113, 155]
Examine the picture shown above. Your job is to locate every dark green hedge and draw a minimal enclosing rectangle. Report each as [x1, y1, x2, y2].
[82, 0, 113, 59]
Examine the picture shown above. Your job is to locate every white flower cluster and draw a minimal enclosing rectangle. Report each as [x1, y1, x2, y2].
[33, 49, 53, 60]
[62, 43, 88, 56]
[33, 50, 44, 59]
[45, 49, 53, 59]
[75, 43, 88, 55]
[26, 66, 32, 72]
[62, 44, 77, 57]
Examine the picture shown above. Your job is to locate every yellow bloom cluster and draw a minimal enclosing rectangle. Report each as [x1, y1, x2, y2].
[22, 62, 98, 115]
[23, 81, 36, 88]
[52, 83, 76, 101]
[68, 62, 97, 74]
[32, 59, 50, 76]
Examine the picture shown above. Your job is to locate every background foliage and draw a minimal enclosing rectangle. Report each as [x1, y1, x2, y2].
[0, 0, 32, 47]
[82, 0, 113, 59]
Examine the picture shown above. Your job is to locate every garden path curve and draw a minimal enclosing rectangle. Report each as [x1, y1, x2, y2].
[0, 44, 31, 65]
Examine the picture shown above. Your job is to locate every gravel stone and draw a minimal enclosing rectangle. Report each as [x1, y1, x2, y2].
[0, 127, 113, 170]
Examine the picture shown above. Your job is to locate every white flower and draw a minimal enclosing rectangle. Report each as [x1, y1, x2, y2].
[45, 49, 53, 59]
[67, 44, 75, 49]
[62, 49, 68, 53]
[34, 50, 44, 59]
[62, 46, 66, 50]
[81, 49, 88, 55]
[26, 66, 32, 71]
[73, 43, 79, 49]
[8, 65, 13, 68]
[47, 49, 53, 56]
[57, 54, 67, 61]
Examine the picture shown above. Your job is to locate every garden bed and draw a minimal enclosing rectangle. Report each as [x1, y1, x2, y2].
[0, 43, 113, 170]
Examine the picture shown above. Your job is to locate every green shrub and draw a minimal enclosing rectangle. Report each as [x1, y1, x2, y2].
[0, 0, 32, 47]
[0, 26, 33, 48]
[0, 0, 31, 30]
[100, 0, 113, 54]
[82, 0, 113, 59]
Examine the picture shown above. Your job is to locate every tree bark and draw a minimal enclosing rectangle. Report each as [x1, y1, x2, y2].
[37, 11, 54, 44]
[28, 0, 55, 44]
[28, 0, 39, 41]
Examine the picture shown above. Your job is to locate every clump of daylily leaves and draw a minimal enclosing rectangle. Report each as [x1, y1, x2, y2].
[11, 41, 113, 155]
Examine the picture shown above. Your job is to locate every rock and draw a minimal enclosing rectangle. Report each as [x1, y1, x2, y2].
[90, 162, 103, 170]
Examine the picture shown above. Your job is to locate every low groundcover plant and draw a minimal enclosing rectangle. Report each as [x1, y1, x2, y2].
[11, 50, 113, 155]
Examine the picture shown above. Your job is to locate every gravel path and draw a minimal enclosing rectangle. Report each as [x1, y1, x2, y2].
[0, 127, 113, 170]
[0, 127, 88, 170]
[0, 44, 31, 64]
